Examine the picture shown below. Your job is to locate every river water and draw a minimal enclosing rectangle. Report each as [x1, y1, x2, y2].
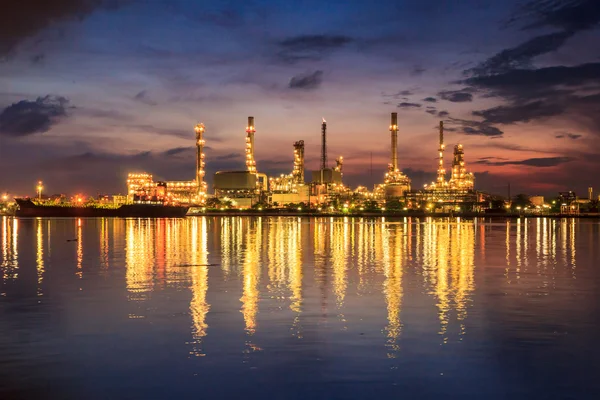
[0, 216, 598, 399]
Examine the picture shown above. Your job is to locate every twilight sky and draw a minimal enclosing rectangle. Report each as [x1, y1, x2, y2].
[1, 0, 599, 197]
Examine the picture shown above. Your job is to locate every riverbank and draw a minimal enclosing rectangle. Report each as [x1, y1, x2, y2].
[187, 209, 600, 219]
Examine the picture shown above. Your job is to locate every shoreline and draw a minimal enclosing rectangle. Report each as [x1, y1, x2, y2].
[4, 210, 597, 219]
[189, 210, 599, 219]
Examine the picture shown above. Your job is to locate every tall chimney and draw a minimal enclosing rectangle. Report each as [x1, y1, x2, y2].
[589, 186, 593, 201]
[194, 123, 206, 201]
[321, 118, 327, 170]
[245, 116, 256, 173]
[390, 112, 398, 171]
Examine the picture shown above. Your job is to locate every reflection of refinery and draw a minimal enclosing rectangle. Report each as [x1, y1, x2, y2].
[120, 113, 483, 210]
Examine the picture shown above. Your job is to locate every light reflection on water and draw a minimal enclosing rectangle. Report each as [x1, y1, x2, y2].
[0, 216, 599, 399]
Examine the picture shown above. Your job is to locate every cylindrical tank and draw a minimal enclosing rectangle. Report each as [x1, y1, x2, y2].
[214, 171, 257, 190]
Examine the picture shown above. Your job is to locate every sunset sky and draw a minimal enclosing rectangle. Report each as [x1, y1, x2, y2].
[1, 0, 599, 197]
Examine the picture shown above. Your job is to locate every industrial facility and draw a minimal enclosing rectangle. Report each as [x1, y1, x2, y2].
[309, 118, 348, 204]
[127, 123, 207, 205]
[269, 140, 310, 205]
[124, 111, 484, 210]
[213, 116, 268, 208]
[374, 112, 412, 199]
[406, 120, 481, 211]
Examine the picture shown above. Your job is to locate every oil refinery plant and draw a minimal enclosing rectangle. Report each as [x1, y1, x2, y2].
[124, 112, 482, 211]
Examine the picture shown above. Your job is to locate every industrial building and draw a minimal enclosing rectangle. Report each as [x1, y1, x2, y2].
[375, 112, 412, 199]
[310, 119, 348, 204]
[127, 123, 207, 205]
[407, 121, 482, 211]
[269, 140, 310, 206]
[213, 116, 267, 208]
[124, 114, 486, 210]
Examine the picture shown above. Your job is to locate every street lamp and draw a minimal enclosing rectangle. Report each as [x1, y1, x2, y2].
[36, 181, 43, 200]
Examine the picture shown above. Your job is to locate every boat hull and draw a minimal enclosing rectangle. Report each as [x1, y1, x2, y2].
[14, 199, 189, 218]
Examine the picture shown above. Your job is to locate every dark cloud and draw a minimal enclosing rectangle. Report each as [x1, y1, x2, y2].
[464, 63, 600, 96]
[472, 100, 563, 124]
[0, 95, 69, 136]
[463, 63, 600, 132]
[438, 110, 449, 118]
[163, 146, 193, 157]
[488, 0, 600, 76]
[288, 70, 323, 90]
[397, 102, 421, 109]
[383, 90, 414, 99]
[133, 90, 157, 106]
[471, 141, 555, 154]
[276, 34, 353, 63]
[438, 89, 473, 102]
[474, 156, 574, 167]
[447, 117, 504, 137]
[81, 108, 132, 121]
[426, 109, 437, 115]
[423, 97, 437, 103]
[31, 53, 45, 64]
[411, 66, 426, 76]
[0, 0, 129, 55]
[467, 31, 574, 76]
[555, 132, 582, 140]
[461, 1, 600, 138]
[215, 152, 242, 161]
[124, 123, 226, 141]
[181, 4, 253, 29]
[510, 0, 600, 32]
[461, 63, 600, 95]
[478, 156, 509, 161]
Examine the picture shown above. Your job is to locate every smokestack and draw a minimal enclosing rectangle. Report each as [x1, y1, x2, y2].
[245, 116, 256, 173]
[390, 112, 398, 171]
[589, 186, 593, 201]
[321, 118, 327, 170]
[194, 123, 206, 201]
[437, 121, 446, 185]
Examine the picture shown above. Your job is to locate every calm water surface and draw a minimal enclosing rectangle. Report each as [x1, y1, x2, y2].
[1, 216, 599, 399]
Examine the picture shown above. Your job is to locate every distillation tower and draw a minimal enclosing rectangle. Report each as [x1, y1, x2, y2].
[269, 140, 310, 204]
[212, 116, 268, 208]
[128, 123, 206, 205]
[271, 140, 306, 192]
[415, 120, 479, 210]
[437, 121, 446, 187]
[293, 140, 305, 184]
[376, 112, 411, 199]
[195, 123, 207, 203]
[246, 116, 256, 173]
[321, 118, 327, 171]
[449, 144, 474, 190]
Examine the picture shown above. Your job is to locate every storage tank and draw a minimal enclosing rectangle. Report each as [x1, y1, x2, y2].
[384, 184, 408, 199]
[214, 171, 257, 190]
